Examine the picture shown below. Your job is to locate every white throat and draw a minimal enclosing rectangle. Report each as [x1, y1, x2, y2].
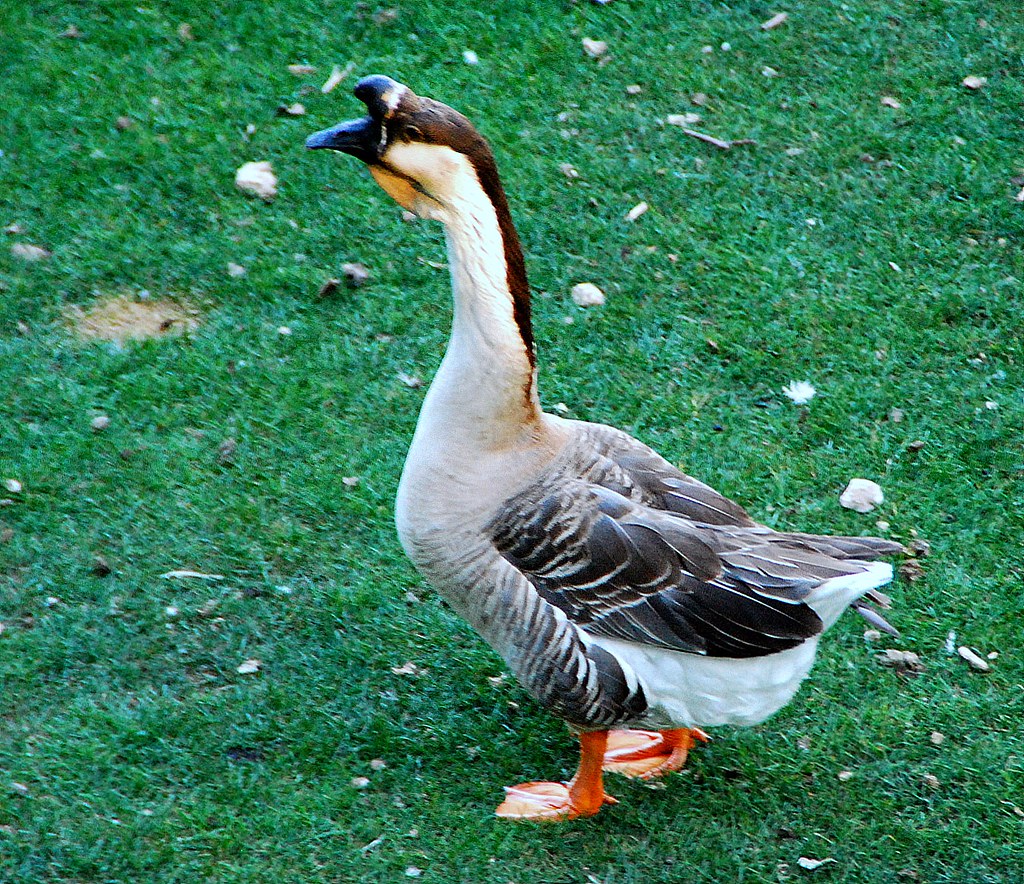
[393, 143, 539, 451]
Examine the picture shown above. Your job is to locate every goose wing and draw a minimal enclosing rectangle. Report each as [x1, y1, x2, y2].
[487, 477, 862, 659]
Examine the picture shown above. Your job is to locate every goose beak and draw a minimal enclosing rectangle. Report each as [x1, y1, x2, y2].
[305, 117, 379, 163]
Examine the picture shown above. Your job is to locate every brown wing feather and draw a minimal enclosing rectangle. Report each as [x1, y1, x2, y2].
[489, 478, 827, 658]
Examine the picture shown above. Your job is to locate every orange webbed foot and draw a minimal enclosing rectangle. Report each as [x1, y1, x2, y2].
[495, 730, 616, 822]
[495, 781, 617, 821]
[602, 728, 709, 780]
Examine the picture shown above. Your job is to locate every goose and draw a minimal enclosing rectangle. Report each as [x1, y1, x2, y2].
[306, 75, 901, 821]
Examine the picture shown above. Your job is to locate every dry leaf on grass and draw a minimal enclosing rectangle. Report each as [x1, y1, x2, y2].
[962, 75, 987, 90]
[559, 162, 579, 179]
[900, 559, 925, 582]
[11, 243, 51, 262]
[782, 380, 815, 405]
[3, 479, 23, 494]
[625, 201, 648, 222]
[626, 84, 642, 95]
[876, 648, 923, 672]
[880, 95, 902, 109]
[666, 113, 702, 127]
[397, 372, 422, 389]
[342, 262, 370, 287]
[582, 38, 607, 58]
[840, 478, 884, 513]
[217, 437, 237, 465]
[317, 278, 341, 298]
[227, 262, 246, 277]
[462, 49, 479, 65]
[797, 857, 835, 871]
[287, 63, 316, 75]
[276, 103, 306, 117]
[391, 661, 426, 676]
[342, 476, 360, 487]
[351, 776, 371, 789]
[957, 646, 990, 671]
[237, 659, 262, 675]
[322, 62, 355, 94]
[91, 415, 111, 431]
[761, 12, 789, 30]
[571, 282, 605, 307]
[235, 161, 277, 201]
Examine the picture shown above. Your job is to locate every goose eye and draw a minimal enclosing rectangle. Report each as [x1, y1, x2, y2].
[402, 125, 424, 142]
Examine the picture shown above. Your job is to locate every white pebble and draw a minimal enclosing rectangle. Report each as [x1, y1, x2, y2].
[840, 478, 884, 513]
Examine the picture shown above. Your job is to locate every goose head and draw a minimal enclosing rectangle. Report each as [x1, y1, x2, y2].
[306, 75, 500, 222]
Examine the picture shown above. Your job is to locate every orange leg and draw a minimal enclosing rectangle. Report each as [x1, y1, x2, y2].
[601, 727, 709, 780]
[495, 730, 618, 821]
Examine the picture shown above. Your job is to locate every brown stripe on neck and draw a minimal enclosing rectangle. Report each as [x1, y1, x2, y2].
[463, 151, 536, 370]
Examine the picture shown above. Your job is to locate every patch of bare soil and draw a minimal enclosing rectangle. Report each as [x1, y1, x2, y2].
[67, 295, 200, 343]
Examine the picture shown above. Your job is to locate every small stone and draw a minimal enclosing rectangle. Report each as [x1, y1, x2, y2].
[10, 782, 29, 797]
[115, 115, 134, 131]
[571, 282, 605, 307]
[863, 629, 881, 641]
[227, 262, 247, 277]
[880, 96, 902, 109]
[930, 731, 944, 746]
[907, 439, 926, 452]
[369, 758, 387, 771]
[351, 776, 371, 789]
[462, 49, 479, 65]
[626, 84, 642, 95]
[3, 479, 22, 494]
[91, 414, 111, 431]
[838, 770, 854, 782]
[11, 243, 51, 262]
[287, 63, 317, 76]
[922, 773, 940, 790]
[235, 161, 277, 201]
[405, 868, 422, 878]
[840, 478, 884, 513]
[276, 103, 306, 117]
[277, 326, 292, 336]
[165, 606, 179, 618]
[762, 66, 780, 78]
[582, 38, 607, 58]
[342, 476, 360, 487]
[962, 75, 987, 90]
[559, 163, 579, 179]
[236, 659, 262, 675]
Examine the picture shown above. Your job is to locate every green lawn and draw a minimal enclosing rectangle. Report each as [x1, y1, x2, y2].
[1, 1, 1022, 881]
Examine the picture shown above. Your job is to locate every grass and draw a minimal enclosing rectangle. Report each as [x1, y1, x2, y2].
[1, 0, 1022, 881]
